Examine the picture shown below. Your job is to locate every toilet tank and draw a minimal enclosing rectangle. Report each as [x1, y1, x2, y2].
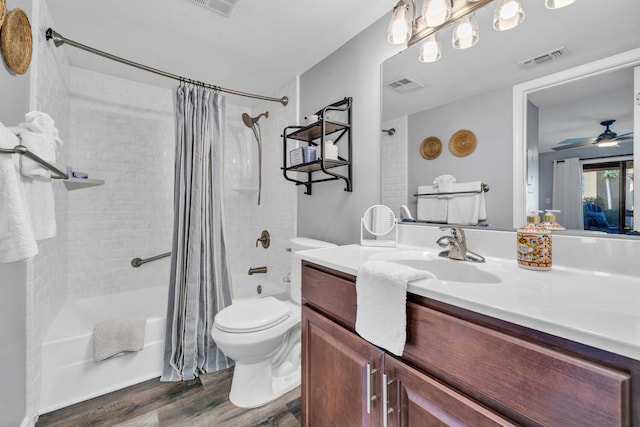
[290, 237, 337, 303]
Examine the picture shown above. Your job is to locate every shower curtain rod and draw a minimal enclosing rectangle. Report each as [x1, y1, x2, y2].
[45, 28, 289, 106]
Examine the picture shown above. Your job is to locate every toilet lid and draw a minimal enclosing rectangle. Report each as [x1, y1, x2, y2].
[214, 297, 291, 333]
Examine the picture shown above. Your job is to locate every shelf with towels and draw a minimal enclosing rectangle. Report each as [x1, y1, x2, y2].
[414, 183, 489, 197]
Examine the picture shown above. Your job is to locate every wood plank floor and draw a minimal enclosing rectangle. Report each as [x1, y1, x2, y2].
[36, 367, 301, 427]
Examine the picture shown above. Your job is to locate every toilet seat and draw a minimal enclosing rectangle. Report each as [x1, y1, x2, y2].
[215, 297, 291, 333]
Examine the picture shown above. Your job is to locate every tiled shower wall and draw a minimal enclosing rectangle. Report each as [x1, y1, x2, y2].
[65, 68, 175, 299]
[223, 78, 299, 293]
[26, 0, 70, 419]
[381, 116, 408, 218]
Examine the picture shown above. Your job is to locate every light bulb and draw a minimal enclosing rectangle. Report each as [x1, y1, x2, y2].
[387, 1, 412, 44]
[423, 0, 452, 27]
[419, 35, 441, 63]
[493, 0, 525, 31]
[452, 14, 479, 49]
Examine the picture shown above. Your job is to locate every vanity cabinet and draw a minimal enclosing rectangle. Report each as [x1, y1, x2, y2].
[301, 260, 639, 427]
[281, 97, 352, 195]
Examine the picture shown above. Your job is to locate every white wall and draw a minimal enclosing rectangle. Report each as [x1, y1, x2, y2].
[0, 0, 32, 424]
[298, 14, 401, 245]
[407, 86, 514, 230]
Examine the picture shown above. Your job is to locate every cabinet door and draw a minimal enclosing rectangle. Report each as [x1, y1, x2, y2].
[302, 306, 383, 427]
[384, 355, 516, 427]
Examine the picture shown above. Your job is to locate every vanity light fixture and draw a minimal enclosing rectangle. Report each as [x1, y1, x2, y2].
[388, 0, 574, 62]
[545, 0, 577, 9]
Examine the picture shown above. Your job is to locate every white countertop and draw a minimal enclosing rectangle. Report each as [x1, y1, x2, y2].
[297, 242, 640, 361]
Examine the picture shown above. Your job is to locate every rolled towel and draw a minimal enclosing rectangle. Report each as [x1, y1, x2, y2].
[356, 261, 433, 356]
[433, 174, 456, 198]
[94, 316, 147, 362]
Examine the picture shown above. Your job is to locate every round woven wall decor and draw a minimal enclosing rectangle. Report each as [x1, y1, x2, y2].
[449, 129, 477, 157]
[0, 0, 6, 31]
[1, 8, 32, 75]
[420, 136, 442, 160]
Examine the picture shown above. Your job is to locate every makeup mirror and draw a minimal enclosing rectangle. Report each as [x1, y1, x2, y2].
[361, 204, 397, 247]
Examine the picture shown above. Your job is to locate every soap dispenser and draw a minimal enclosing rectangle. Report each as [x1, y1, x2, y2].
[526, 210, 542, 224]
[542, 210, 566, 230]
[516, 222, 552, 271]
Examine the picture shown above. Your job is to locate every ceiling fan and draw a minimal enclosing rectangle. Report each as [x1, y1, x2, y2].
[551, 119, 634, 151]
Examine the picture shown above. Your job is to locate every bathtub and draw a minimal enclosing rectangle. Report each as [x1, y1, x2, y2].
[39, 286, 168, 414]
[39, 276, 287, 414]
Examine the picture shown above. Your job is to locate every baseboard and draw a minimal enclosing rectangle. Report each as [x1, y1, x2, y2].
[20, 415, 35, 427]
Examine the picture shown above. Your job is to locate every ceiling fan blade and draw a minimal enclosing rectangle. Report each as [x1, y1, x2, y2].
[552, 136, 595, 151]
[616, 132, 633, 141]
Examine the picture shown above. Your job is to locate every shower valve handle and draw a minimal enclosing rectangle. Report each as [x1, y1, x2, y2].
[256, 230, 270, 249]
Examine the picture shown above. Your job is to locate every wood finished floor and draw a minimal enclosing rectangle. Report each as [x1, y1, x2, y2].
[36, 367, 301, 427]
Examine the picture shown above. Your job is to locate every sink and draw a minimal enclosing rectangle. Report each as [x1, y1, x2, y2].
[390, 258, 501, 284]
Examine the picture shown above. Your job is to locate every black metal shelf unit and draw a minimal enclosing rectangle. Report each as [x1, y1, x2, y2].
[281, 97, 352, 195]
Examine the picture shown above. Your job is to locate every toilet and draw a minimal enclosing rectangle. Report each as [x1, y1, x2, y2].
[212, 237, 337, 408]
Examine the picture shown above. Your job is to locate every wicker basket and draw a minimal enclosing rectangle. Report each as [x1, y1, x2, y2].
[449, 129, 477, 157]
[420, 136, 442, 160]
[1, 8, 32, 75]
[0, 0, 6, 31]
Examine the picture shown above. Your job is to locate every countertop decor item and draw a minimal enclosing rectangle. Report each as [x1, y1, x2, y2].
[1, 8, 32, 75]
[0, 0, 6, 30]
[449, 129, 477, 157]
[420, 136, 442, 160]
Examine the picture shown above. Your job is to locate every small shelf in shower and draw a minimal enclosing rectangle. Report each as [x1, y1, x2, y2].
[63, 178, 105, 191]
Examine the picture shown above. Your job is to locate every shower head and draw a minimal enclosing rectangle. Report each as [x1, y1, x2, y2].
[241, 111, 269, 128]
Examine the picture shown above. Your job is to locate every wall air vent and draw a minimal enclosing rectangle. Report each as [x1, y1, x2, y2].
[190, 0, 242, 17]
[518, 47, 569, 68]
[385, 77, 424, 93]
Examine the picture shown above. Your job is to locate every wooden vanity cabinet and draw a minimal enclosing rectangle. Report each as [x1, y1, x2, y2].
[301, 260, 639, 427]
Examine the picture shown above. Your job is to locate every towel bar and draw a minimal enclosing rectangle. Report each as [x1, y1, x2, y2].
[0, 145, 69, 179]
[414, 183, 489, 197]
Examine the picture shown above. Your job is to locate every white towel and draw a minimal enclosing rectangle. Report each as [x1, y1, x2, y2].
[355, 261, 432, 356]
[0, 122, 38, 263]
[446, 181, 486, 225]
[94, 316, 147, 362]
[11, 111, 63, 178]
[417, 185, 447, 222]
[433, 174, 456, 198]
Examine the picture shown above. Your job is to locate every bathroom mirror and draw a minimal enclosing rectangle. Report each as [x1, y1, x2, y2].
[381, 0, 640, 237]
[361, 204, 397, 247]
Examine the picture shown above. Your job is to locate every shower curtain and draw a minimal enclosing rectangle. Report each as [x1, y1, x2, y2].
[552, 157, 583, 230]
[162, 83, 234, 382]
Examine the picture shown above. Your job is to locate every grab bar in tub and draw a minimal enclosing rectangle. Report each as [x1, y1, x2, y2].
[131, 251, 171, 268]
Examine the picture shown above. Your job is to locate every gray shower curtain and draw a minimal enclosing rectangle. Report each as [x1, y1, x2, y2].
[162, 83, 234, 382]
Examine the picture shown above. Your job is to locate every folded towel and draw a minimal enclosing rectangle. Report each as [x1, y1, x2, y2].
[446, 181, 486, 225]
[356, 261, 432, 356]
[94, 316, 147, 362]
[417, 185, 447, 222]
[433, 174, 456, 198]
[0, 122, 38, 263]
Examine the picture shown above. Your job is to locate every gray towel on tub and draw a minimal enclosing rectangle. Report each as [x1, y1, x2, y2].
[94, 316, 147, 362]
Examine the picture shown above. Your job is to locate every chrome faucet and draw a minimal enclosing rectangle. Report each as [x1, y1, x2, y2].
[436, 226, 485, 263]
[248, 266, 268, 275]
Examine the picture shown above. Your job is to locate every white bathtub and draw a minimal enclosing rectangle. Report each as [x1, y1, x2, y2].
[39, 276, 287, 414]
[39, 286, 168, 414]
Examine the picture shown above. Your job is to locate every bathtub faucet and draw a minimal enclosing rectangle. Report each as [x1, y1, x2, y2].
[248, 266, 268, 275]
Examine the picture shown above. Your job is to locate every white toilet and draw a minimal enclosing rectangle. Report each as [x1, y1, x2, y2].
[212, 237, 337, 408]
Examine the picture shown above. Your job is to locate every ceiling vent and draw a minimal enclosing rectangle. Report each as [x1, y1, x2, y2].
[518, 47, 569, 68]
[385, 77, 424, 93]
[191, 0, 242, 17]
